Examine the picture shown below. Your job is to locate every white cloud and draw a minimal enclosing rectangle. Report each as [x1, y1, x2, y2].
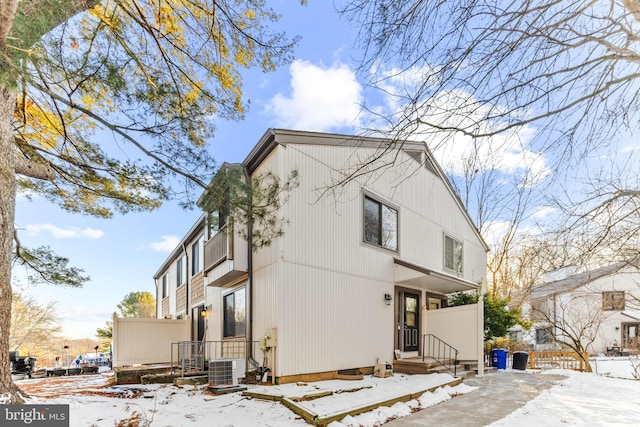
[265, 60, 363, 131]
[267, 59, 551, 186]
[482, 220, 513, 248]
[24, 223, 104, 239]
[373, 66, 550, 183]
[532, 206, 557, 221]
[149, 235, 180, 253]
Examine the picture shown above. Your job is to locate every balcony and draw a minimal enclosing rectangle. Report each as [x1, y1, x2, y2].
[204, 223, 248, 286]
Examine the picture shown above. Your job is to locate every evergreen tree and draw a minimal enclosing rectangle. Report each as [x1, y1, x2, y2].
[0, 0, 301, 403]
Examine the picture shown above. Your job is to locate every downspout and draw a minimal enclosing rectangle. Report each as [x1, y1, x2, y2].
[181, 243, 189, 336]
[244, 166, 255, 371]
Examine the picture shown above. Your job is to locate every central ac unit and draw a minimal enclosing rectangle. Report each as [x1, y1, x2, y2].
[208, 358, 245, 386]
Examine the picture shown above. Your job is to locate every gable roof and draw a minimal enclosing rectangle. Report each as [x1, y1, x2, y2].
[530, 261, 631, 299]
[245, 128, 490, 252]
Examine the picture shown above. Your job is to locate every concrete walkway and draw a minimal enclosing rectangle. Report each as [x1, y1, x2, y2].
[385, 370, 567, 426]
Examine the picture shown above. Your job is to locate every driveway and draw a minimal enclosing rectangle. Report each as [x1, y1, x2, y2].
[384, 370, 566, 426]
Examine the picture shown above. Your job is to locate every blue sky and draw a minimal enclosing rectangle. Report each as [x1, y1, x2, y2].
[13, 2, 639, 341]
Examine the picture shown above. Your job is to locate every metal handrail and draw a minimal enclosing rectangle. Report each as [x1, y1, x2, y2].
[422, 334, 459, 376]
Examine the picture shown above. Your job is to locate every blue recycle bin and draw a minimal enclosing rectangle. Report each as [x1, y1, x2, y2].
[491, 349, 508, 369]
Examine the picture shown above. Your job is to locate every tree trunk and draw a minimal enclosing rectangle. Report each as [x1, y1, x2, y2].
[0, 0, 98, 404]
[0, 86, 24, 404]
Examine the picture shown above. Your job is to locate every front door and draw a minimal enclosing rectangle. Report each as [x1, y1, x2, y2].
[400, 292, 420, 352]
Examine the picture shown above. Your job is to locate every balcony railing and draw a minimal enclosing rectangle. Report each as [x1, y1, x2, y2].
[204, 224, 231, 271]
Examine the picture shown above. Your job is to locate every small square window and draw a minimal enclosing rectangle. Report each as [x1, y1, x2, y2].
[536, 328, 553, 344]
[531, 298, 550, 322]
[603, 291, 625, 311]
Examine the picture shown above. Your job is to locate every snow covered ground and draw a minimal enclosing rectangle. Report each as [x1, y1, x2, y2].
[13, 357, 640, 427]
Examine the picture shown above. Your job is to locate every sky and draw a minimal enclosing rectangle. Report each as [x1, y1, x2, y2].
[11, 1, 639, 342]
[14, 358, 640, 426]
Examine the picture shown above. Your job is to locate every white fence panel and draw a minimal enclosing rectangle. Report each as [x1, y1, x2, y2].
[112, 315, 190, 367]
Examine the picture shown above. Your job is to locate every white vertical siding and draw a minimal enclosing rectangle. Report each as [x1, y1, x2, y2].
[204, 286, 222, 342]
[276, 263, 394, 376]
[194, 133, 487, 378]
[260, 141, 486, 377]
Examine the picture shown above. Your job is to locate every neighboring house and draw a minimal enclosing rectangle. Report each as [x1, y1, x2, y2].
[521, 262, 640, 355]
[153, 129, 489, 383]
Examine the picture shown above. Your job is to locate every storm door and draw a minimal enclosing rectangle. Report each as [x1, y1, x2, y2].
[192, 305, 205, 342]
[400, 292, 420, 352]
[623, 323, 640, 349]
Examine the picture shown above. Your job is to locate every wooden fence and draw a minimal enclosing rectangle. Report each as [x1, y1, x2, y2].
[528, 351, 590, 372]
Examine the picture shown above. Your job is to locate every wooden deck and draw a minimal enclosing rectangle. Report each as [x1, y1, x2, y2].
[393, 357, 445, 375]
[393, 356, 479, 378]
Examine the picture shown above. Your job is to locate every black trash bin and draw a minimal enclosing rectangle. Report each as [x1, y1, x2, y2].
[512, 351, 529, 370]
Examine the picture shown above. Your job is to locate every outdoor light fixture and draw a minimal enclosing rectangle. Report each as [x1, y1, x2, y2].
[384, 293, 393, 305]
[201, 305, 212, 317]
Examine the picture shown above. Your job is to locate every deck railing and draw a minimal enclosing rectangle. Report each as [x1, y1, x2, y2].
[422, 334, 459, 376]
[528, 351, 590, 372]
[204, 224, 230, 271]
[171, 340, 261, 377]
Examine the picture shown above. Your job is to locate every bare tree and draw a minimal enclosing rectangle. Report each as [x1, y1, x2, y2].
[342, 1, 640, 168]
[550, 153, 640, 267]
[10, 290, 61, 354]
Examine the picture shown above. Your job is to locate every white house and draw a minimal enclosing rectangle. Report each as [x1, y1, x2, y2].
[153, 129, 489, 383]
[523, 261, 640, 355]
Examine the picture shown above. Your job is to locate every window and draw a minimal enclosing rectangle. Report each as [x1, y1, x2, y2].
[209, 209, 228, 236]
[536, 328, 553, 344]
[161, 274, 168, 299]
[531, 298, 550, 322]
[223, 287, 246, 338]
[510, 330, 523, 342]
[364, 195, 398, 251]
[443, 234, 463, 274]
[176, 257, 185, 287]
[191, 235, 204, 275]
[603, 291, 625, 311]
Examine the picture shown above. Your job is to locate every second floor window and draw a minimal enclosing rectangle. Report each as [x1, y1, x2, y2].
[209, 209, 228, 236]
[162, 274, 168, 299]
[364, 195, 398, 251]
[191, 235, 204, 275]
[444, 234, 463, 274]
[176, 257, 185, 287]
[531, 298, 550, 322]
[603, 291, 625, 311]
